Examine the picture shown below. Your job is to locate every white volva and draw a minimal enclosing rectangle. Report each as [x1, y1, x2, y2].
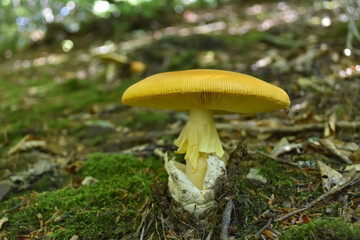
[164, 153, 226, 215]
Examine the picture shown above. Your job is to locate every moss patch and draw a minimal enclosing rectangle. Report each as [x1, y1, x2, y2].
[280, 218, 360, 240]
[0, 153, 165, 239]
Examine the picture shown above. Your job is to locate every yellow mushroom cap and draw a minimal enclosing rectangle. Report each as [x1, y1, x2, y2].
[122, 69, 290, 113]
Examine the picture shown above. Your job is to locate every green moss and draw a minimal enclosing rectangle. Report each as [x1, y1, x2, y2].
[0, 153, 164, 239]
[280, 218, 360, 240]
[259, 160, 297, 196]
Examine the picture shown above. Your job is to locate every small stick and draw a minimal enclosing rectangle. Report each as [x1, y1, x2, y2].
[253, 150, 300, 168]
[0, 203, 26, 215]
[275, 174, 360, 223]
[216, 121, 360, 134]
[256, 218, 273, 238]
[205, 229, 213, 240]
[221, 198, 234, 240]
[160, 213, 166, 240]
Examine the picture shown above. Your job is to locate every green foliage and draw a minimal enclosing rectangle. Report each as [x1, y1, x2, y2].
[0, 0, 224, 58]
[168, 49, 200, 70]
[259, 160, 297, 196]
[123, 110, 169, 130]
[130, 167, 154, 202]
[280, 218, 360, 240]
[0, 153, 164, 238]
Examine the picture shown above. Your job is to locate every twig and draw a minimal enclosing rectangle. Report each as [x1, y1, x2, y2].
[140, 225, 145, 240]
[0, 203, 26, 215]
[256, 218, 273, 238]
[216, 121, 360, 134]
[221, 198, 234, 240]
[275, 174, 360, 223]
[205, 229, 213, 240]
[252, 150, 300, 167]
[160, 213, 166, 240]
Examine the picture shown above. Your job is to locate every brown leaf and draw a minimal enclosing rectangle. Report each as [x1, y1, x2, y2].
[7, 134, 46, 156]
[271, 137, 303, 157]
[300, 214, 312, 223]
[350, 147, 360, 163]
[268, 194, 275, 206]
[262, 229, 277, 239]
[317, 160, 343, 192]
[319, 139, 353, 164]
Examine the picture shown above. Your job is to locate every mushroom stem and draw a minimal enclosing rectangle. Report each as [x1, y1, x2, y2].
[185, 153, 208, 189]
[174, 108, 224, 189]
[106, 62, 118, 82]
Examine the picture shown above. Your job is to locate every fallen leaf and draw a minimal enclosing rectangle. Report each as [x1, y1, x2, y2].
[333, 167, 356, 189]
[345, 164, 360, 171]
[271, 137, 303, 157]
[7, 134, 46, 156]
[0, 217, 8, 229]
[317, 161, 342, 192]
[350, 147, 360, 163]
[268, 194, 275, 205]
[324, 113, 337, 138]
[262, 229, 277, 239]
[319, 139, 352, 164]
[300, 214, 312, 223]
[69, 235, 79, 240]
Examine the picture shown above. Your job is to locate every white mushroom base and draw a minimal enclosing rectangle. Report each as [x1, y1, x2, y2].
[164, 154, 226, 216]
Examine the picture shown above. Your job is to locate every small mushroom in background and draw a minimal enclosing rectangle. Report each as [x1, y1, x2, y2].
[129, 60, 147, 77]
[98, 52, 128, 82]
[122, 69, 290, 215]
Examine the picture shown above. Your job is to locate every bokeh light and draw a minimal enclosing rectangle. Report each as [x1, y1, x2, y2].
[62, 39, 74, 52]
[93, 1, 110, 14]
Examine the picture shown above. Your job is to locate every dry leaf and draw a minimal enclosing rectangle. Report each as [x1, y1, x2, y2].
[268, 194, 275, 205]
[7, 134, 46, 156]
[333, 167, 356, 190]
[319, 139, 353, 164]
[271, 137, 303, 157]
[345, 164, 360, 171]
[0, 217, 8, 229]
[262, 229, 277, 239]
[324, 113, 337, 137]
[69, 235, 79, 240]
[350, 147, 360, 163]
[300, 214, 312, 223]
[317, 161, 342, 192]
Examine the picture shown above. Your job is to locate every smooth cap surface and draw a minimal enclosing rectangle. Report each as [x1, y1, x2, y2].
[122, 69, 290, 114]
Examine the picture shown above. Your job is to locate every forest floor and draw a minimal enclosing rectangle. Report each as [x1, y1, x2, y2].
[0, 1, 360, 239]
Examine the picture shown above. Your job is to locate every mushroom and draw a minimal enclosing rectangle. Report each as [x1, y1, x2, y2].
[129, 60, 147, 76]
[122, 69, 290, 214]
[99, 52, 128, 82]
